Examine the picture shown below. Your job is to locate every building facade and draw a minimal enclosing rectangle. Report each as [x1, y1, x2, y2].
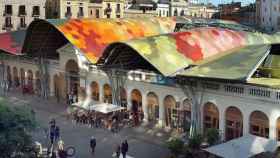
[169, 0, 188, 16]
[187, 4, 218, 18]
[46, 0, 89, 19]
[1, 17, 280, 143]
[2, 44, 280, 141]
[0, 0, 45, 32]
[259, 0, 280, 32]
[88, 0, 125, 18]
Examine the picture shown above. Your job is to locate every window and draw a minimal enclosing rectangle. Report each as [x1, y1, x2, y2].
[105, 3, 111, 18]
[96, 9, 99, 18]
[32, 6, 40, 16]
[180, 10, 184, 16]
[20, 17, 26, 28]
[116, 3, 121, 13]
[67, 6, 71, 13]
[90, 10, 93, 15]
[78, 7, 84, 17]
[65, 6, 72, 18]
[18, 5, 26, 16]
[174, 9, 178, 16]
[3, 17, 12, 30]
[159, 10, 161, 16]
[4, 5, 12, 15]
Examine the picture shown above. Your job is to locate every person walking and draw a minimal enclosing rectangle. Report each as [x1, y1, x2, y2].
[50, 128, 55, 145]
[114, 144, 121, 158]
[90, 136, 96, 154]
[54, 126, 60, 142]
[121, 140, 128, 158]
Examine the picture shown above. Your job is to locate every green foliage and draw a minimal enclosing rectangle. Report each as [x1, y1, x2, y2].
[188, 133, 203, 150]
[205, 128, 220, 146]
[166, 138, 184, 157]
[0, 100, 37, 158]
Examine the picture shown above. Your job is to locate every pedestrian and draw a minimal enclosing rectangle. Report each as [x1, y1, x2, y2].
[68, 92, 73, 105]
[121, 140, 128, 158]
[114, 144, 121, 158]
[50, 128, 55, 145]
[90, 136, 96, 154]
[54, 126, 60, 142]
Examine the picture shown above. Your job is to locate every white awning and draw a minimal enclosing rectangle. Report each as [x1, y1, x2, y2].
[204, 134, 280, 158]
[90, 103, 125, 114]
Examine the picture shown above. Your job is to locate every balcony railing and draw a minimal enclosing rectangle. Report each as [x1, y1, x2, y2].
[77, 11, 84, 17]
[65, 12, 72, 18]
[3, 12, 12, 16]
[18, 11, 27, 16]
[18, 23, 27, 29]
[2, 23, 13, 30]
[32, 12, 40, 17]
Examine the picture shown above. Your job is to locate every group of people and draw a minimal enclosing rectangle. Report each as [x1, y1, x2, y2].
[114, 140, 129, 158]
[70, 109, 126, 133]
[90, 136, 129, 158]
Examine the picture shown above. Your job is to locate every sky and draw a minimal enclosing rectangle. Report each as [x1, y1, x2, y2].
[206, 0, 255, 6]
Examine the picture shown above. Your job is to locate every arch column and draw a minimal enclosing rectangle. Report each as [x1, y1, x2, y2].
[99, 82, 104, 102]
[127, 88, 132, 110]
[219, 106, 226, 141]
[243, 111, 250, 136]
[142, 94, 148, 122]
[270, 116, 277, 140]
[158, 95, 165, 127]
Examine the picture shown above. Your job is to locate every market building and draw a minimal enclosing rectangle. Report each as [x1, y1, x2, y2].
[0, 17, 280, 142]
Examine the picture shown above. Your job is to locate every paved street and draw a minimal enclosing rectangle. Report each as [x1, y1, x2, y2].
[2, 91, 171, 158]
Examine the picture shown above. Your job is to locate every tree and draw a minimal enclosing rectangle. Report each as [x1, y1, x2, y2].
[0, 100, 37, 158]
[166, 138, 184, 158]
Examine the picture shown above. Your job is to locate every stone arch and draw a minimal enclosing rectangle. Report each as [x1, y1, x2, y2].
[249, 111, 269, 138]
[203, 102, 219, 132]
[179, 98, 192, 132]
[91, 81, 99, 101]
[12, 67, 19, 87]
[225, 106, 243, 141]
[103, 84, 112, 103]
[131, 89, 143, 125]
[276, 117, 280, 141]
[65, 59, 79, 101]
[164, 95, 177, 127]
[146, 92, 159, 122]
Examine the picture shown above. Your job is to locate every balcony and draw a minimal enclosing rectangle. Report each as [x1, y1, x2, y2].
[2, 23, 13, 31]
[18, 11, 27, 17]
[32, 13, 40, 17]
[65, 12, 72, 18]
[77, 11, 84, 18]
[116, 9, 121, 15]
[3, 12, 12, 16]
[18, 23, 27, 29]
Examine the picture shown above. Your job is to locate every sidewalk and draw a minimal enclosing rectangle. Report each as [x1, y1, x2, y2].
[2, 90, 171, 147]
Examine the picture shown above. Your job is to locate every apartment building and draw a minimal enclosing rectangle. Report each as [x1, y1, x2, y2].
[0, 0, 45, 32]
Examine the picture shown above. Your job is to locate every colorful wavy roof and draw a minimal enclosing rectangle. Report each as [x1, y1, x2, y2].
[0, 30, 26, 55]
[44, 17, 179, 63]
[121, 27, 280, 77]
[3, 17, 280, 82]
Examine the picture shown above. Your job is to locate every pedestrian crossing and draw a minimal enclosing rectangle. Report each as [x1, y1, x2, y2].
[112, 153, 134, 158]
